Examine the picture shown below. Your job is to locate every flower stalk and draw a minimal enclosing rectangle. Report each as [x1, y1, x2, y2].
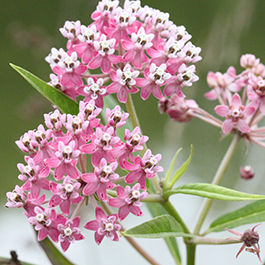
[193, 133, 241, 235]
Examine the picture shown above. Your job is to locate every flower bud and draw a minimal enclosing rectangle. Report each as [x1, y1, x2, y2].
[240, 165, 254, 180]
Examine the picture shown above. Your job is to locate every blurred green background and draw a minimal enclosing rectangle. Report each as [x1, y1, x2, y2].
[1, 0, 265, 264]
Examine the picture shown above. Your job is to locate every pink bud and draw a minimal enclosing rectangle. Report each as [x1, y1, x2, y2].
[240, 54, 259, 68]
[240, 165, 254, 180]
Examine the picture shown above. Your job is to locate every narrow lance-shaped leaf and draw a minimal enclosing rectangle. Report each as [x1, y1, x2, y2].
[169, 145, 193, 189]
[37, 234, 74, 265]
[163, 148, 182, 191]
[147, 203, 182, 265]
[123, 214, 193, 239]
[164, 183, 265, 201]
[10, 64, 79, 115]
[204, 200, 265, 235]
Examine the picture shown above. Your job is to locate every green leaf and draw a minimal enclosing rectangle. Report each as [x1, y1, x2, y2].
[10, 64, 79, 115]
[37, 235, 74, 265]
[163, 148, 182, 190]
[147, 203, 182, 265]
[164, 183, 265, 201]
[123, 214, 193, 239]
[169, 145, 193, 188]
[204, 200, 265, 234]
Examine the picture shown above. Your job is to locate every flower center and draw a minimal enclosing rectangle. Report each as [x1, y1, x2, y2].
[72, 117, 82, 131]
[182, 69, 194, 81]
[102, 133, 111, 142]
[137, 34, 147, 46]
[64, 57, 75, 69]
[232, 109, 240, 118]
[131, 190, 140, 200]
[36, 213, 45, 223]
[104, 222, 114, 232]
[65, 183, 74, 193]
[23, 165, 35, 177]
[10, 192, 19, 201]
[35, 130, 45, 143]
[168, 42, 182, 55]
[63, 146, 73, 159]
[64, 227, 73, 236]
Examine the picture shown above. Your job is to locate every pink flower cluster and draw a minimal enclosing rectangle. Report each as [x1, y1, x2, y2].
[6, 99, 163, 249]
[206, 54, 265, 148]
[161, 53, 265, 150]
[45, 0, 201, 106]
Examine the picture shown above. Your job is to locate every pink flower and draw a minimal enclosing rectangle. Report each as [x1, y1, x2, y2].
[60, 20, 81, 41]
[215, 93, 255, 134]
[77, 100, 102, 135]
[58, 216, 84, 252]
[17, 158, 50, 199]
[88, 34, 120, 74]
[226, 224, 261, 262]
[81, 158, 119, 201]
[147, 36, 185, 65]
[59, 20, 81, 54]
[106, 6, 137, 44]
[80, 127, 120, 166]
[164, 63, 199, 98]
[115, 126, 149, 168]
[49, 176, 82, 215]
[45, 141, 80, 181]
[240, 54, 260, 69]
[74, 24, 100, 63]
[124, 149, 163, 190]
[52, 51, 87, 88]
[136, 63, 171, 100]
[247, 75, 265, 115]
[23, 192, 46, 218]
[107, 64, 140, 103]
[181, 41, 202, 64]
[122, 27, 154, 69]
[78, 99, 102, 121]
[16, 131, 39, 157]
[28, 207, 64, 242]
[6, 186, 45, 217]
[76, 77, 107, 108]
[105, 105, 129, 128]
[91, 0, 119, 34]
[204, 67, 240, 102]
[84, 207, 121, 245]
[48, 73, 79, 100]
[108, 183, 148, 220]
[45, 47, 65, 68]
[159, 94, 199, 122]
[44, 109, 66, 137]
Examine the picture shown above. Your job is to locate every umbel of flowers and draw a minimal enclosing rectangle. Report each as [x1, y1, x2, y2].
[6, 0, 201, 251]
[45, 0, 201, 105]
[6, 99, 162, 250]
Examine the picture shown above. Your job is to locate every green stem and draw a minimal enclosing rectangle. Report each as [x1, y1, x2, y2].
[161, 201, 190, 234]
[190, 236, 240, 245]
[193, 133, 241, 235]
[186, 243, 196, 265]
[125, 93, 161, 193]
[126, 93, 147, 155]
[142, 194, 167, 203]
